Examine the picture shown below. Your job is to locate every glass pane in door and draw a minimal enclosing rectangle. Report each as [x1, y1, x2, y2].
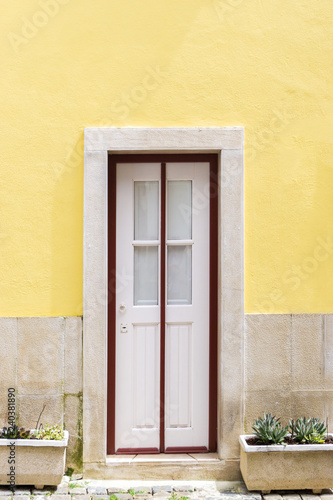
[134, 181, 159, 240]
[167, 181, 192, 240]
[167, 245, 192, 305]
[134, 246, 158, 305]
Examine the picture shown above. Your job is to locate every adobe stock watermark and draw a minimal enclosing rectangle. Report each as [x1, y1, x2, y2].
[214, 0, 246, 24]
[119, 398, 178, 449]
[246, 108, 292, 161]
[258, 235, 333, 313]
[109, 65, 166, 121]
[53, 64, 166, 181]
[8, 0, 72, 54]
[7, 388, 16, 492]
[178, 158, 241, 225]
[52, 132, 84, 180]
[0, 232, 9, 250]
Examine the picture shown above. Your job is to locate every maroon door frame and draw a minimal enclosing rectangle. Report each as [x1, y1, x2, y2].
[107, 154, 218, 455]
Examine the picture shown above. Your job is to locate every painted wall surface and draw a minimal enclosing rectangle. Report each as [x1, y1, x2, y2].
[1, 0, 333, 315]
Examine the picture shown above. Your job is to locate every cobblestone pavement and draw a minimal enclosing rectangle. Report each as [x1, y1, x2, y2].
[0, 478, 332, 500]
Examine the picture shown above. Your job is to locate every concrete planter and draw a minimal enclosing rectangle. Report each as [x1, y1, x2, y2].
[0, 430, 68, 489]
[240, 434, 333, 494]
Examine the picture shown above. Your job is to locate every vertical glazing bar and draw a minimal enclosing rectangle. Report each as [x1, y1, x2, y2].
[160, 163, 166, 452]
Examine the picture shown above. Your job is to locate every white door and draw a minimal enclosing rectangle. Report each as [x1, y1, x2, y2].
[115, 160, 210, 452]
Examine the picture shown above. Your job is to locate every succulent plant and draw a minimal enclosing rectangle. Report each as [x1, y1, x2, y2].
[34, 423, 64, 440]
[252, 413, 289, 445]
[0, 425, 32, 439]
[289, 417, 326, 444]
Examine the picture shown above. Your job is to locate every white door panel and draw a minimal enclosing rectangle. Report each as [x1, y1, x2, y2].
[116, 163, 160, 451]
[165, 163, 209, 449]
[115, 160, 209, 451]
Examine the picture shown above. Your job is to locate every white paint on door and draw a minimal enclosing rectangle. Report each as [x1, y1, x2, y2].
[115, 161, 209, 451]
[116, 163, 161, 451]
[165, 163, 209, 449]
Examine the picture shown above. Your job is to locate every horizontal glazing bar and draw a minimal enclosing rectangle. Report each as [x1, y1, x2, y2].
[166, 240, 193, 245]
[133, 241, 160, 246]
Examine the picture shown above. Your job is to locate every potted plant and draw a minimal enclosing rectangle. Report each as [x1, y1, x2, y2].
[240, 413, 333, 494]
[0, 423, 69, 489]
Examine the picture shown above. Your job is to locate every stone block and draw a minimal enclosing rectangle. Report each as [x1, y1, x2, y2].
[219, 307, 244, 458]
[0, 395, 12, 427]
[54, 485, 69, 494]
[152, 487, 172, 494]
[50, 496, 69, 500]
[64, 394, 82, 440]
[64, 318, 82, 394]
[70, 488, 87, 495]
[134, 488, 152, 494]
[0, 318, 17, 392]
[17, 317, 65, 395]
[194, 487, 216, 495]
[323, 315, 333, 388]
[290, 390, 330, 421]
[169, 494, 194, 500]
[219, 393, 244, 458]
[32, 489, 54, 495]
[218, 495, 242, 500]
[173, 486, 194, 493]
[87, 487, 107, 495]
[242, 494, 261, 500]
[17, 394, 63, 429]
[71, 474, 83, 480]
[245, 314, 292, 392]
[72, 496, 90, 500]
[244, 390, 292, 433]
[64, 395, 82, 470]
[222, 149, 243, 214]
[291, 314, 324, 391]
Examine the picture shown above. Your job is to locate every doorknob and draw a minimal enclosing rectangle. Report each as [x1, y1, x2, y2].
[119, 303, 126, 313]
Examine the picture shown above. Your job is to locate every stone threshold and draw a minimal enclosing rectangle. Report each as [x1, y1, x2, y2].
[84, 454, 241, 480]
[107, 453, 220, 463]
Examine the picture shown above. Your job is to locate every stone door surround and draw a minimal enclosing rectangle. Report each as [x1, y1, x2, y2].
[83, 127, 244, 478]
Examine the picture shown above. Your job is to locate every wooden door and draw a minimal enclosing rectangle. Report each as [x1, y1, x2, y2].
[107, 154, 218, 454]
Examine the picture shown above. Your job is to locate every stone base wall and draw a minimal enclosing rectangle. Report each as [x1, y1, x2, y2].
[1, 313, 333, 478]
[245, 314, 333, 432]
[0, 317, 82, 472]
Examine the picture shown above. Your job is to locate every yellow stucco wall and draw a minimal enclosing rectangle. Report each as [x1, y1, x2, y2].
[1, 0, 333, 316]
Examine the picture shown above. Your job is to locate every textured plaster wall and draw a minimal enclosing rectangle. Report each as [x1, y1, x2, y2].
[0, 317, 83, 471]
[1, 1, 333, 315]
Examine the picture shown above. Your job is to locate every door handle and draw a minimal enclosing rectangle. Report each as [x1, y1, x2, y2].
[119, 303, 126, 313]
